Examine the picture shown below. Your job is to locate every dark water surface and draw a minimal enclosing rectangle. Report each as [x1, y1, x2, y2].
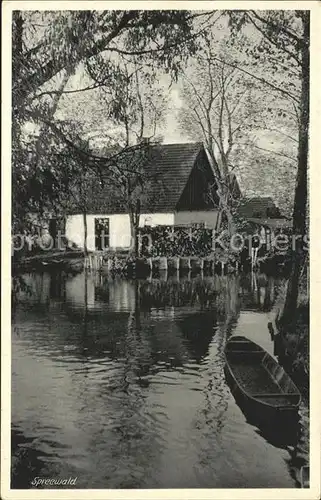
[11, 270, 309, 489]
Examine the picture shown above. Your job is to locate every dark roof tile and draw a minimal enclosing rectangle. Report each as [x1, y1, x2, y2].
[238, 197, 283, 219]
[86, 142, 204, 214]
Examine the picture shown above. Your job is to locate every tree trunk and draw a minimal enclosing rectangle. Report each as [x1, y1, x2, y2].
[216, 190, 235, 235]
[206, 148, 235, 235]
[225, 203, 235, 235]
[129, 211, 137, 254]
[279, 14, 309, 331]
[83, 210, 88, 256]
[84, 268, 88, 335]
[215, 204, 223, 232]
[129, 202, 141, 256]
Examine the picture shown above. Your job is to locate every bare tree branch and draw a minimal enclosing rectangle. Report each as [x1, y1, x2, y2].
[31, 83, 112, 100]
[210, 57, 300, 104]
[241, 142, 297, 163]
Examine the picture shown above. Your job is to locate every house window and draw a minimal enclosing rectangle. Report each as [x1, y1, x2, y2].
[95, 217, 110, 251]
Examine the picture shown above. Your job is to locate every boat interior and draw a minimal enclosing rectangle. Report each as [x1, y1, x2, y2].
[225, 337, 300, 403]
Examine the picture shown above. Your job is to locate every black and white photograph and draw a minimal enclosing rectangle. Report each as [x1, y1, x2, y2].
[2, 1, 320, 496]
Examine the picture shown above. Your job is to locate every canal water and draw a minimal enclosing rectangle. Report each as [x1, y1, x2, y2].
[11, 270, 309, 489]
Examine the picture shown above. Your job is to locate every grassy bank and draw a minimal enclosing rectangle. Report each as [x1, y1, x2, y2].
[272, 275, 309, 393]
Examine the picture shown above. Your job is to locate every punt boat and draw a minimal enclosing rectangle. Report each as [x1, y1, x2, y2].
[224, 336, 301, 423]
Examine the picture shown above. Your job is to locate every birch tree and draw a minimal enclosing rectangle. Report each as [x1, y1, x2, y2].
[179, 36, 266, 234]
[227, 10, 309, 331]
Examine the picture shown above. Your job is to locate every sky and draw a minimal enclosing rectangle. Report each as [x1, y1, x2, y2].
[161, 87, 189, 144]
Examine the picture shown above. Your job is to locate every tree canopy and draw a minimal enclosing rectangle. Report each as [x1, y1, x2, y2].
[12, 9, 220, 226]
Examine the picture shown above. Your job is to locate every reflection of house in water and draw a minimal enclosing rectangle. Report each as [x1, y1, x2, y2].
[65, 273, 105, 310]
[17, 272, 52, 304]
[63, 273, 218, 365]
[61, 272, 243, 371]
[65, 273, 140, 313]
[107, 279, 136, 312]
[19, 272, 242, 369]
[138, 275, 241, 363]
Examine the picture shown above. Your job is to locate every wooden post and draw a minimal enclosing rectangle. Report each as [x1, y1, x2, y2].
[191, 257, 203, 272]
[160, 270, 168, 282]
[180, 257, 191, 271]
[171, 269, 180, 282]
[159, 256, 168, 271]
[152, 257, 160, 272]
[212, 229, 215, 251]
[137, 232, 142, 257]
[168, 257, 179, 271]
[147, 257, 153, 272]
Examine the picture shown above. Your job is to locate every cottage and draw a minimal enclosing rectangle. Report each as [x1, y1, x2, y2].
[237, 196, 292, 267]
[238, 196, 288, 224]
[66, 142, 228, 252]
[238, 196, 291, 236]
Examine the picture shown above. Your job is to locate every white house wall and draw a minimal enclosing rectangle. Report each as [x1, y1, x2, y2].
[66, 213, 174, 251]
[174, 211, 218, 228]
[65, 214, 85, 249]
[140, 213, 174, 228]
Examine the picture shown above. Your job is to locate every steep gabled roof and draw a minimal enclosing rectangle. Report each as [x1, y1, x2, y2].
[143, 142, 205, 212]
[238, 196, 284, 219]
[86, 142, 206, 214]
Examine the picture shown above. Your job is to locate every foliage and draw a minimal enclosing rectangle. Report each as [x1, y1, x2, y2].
[179, 20, 299, 224]
[12, 9, 218, 229]
[226, 10, 309, 331]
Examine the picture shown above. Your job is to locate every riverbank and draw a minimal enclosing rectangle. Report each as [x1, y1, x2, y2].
[270, 278, 309, 395]
[12, 248, 85, 274]
[13, 243, 291, 277]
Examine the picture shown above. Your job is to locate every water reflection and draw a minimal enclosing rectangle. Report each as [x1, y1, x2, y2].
[11, 270, 308, 488]
[239, 273, 279, 312]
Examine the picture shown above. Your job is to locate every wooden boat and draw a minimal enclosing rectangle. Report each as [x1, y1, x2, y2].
[224, 336, 301, 422]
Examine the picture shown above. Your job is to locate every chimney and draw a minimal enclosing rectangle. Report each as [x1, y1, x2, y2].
[140, 137, 150, 146]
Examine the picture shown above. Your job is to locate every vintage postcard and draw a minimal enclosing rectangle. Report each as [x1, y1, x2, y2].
[1, 1, 320, 499]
